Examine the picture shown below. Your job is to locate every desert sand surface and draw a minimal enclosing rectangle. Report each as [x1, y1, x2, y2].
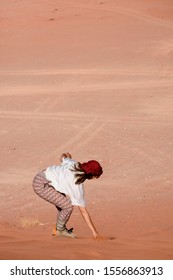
[0, 0, 173, 260]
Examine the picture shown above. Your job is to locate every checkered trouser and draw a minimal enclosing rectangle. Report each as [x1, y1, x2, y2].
[32, 171, 73, 230]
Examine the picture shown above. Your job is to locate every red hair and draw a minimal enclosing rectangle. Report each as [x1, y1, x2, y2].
[81, 160, 103, 178]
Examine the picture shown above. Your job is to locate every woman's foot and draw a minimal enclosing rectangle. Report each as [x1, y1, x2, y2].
[52, 226, 77, 238]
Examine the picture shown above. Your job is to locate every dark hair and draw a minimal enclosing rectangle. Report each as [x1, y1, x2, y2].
[70, 163, 94, 184]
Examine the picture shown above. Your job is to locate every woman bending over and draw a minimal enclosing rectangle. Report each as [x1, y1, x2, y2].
[32, 152, 103, 240]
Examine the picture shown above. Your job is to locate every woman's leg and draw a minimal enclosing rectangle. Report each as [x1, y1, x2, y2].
[32, 172, 73, 231]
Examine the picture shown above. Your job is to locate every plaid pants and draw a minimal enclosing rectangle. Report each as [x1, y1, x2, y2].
[32, 171, 73, 229]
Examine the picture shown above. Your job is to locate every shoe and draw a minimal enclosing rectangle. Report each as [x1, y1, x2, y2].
[52, 226, 77, 238]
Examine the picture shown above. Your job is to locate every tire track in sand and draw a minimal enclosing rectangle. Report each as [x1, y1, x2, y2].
[56, 0, 173, 29]
[0, 97, 51, 136]
[46, 118, 104, 160]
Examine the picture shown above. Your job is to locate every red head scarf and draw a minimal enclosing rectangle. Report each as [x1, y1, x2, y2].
[81, 160, 103, 178]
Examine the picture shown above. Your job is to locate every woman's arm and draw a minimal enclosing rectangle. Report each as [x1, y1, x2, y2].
[78, 206, 103, 240]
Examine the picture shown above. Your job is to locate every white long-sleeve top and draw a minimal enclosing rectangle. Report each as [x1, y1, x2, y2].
[45, 158, 85, 207]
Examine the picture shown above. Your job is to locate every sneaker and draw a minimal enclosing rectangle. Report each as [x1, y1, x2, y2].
[52, 226, 77, 238]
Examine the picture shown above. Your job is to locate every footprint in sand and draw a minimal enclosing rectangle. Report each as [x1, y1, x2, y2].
[108, 237, 116, 240]
[52, 9, 58, 13]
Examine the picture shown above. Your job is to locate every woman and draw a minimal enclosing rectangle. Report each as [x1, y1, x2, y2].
[32, 152, 103, 240]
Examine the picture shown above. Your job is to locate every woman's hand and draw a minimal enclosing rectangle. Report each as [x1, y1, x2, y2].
[60, 152, 72, 162]
[93, 232, 106, 241]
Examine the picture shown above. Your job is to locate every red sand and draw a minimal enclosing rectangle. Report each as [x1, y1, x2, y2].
[0, 0, 173, 260]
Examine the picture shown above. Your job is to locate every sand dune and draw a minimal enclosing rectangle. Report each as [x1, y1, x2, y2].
[0, 0, 173, 260]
